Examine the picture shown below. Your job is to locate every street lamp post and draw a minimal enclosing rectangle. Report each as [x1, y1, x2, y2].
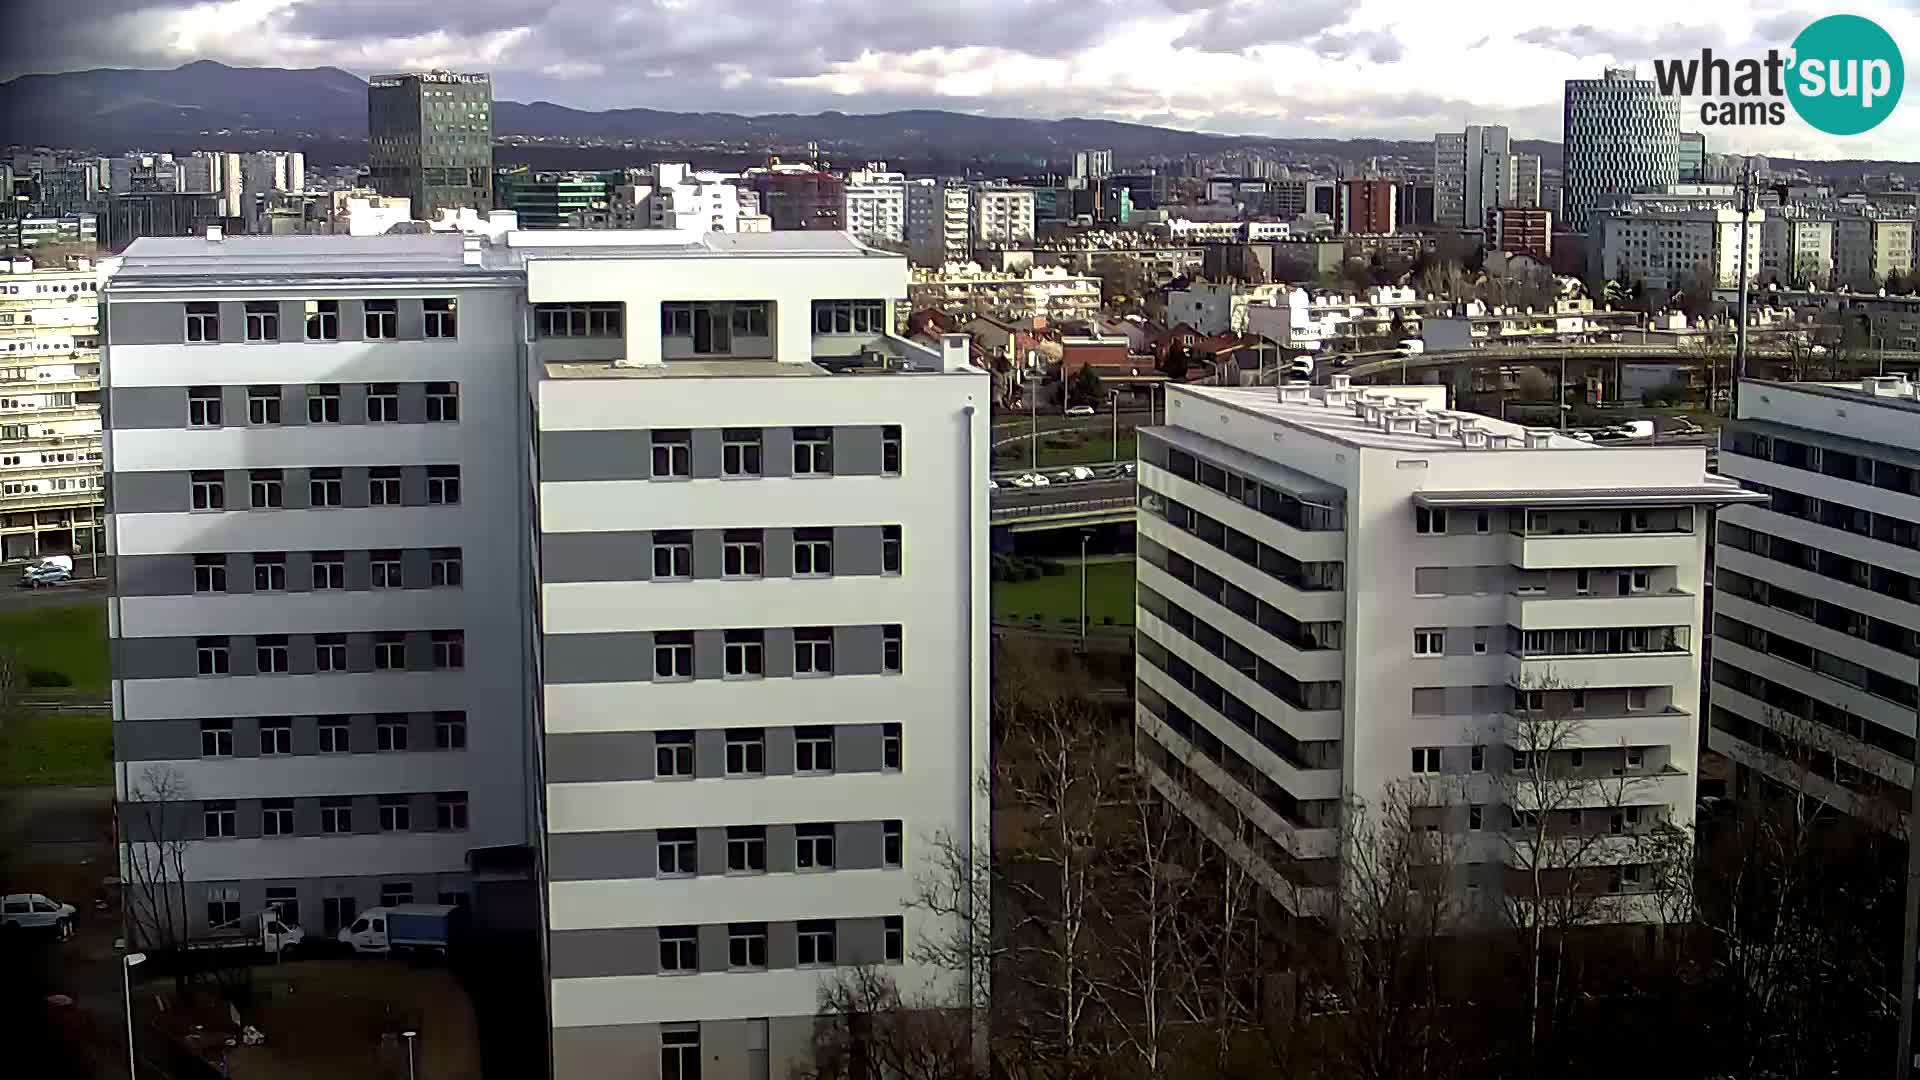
[1110, 391, 1119, 463]
[1078, 529, 1092, 651]
[402, 1029, 419, 1080]
[1028, 376, 1039, 472]
[123, 952, 147, 1080]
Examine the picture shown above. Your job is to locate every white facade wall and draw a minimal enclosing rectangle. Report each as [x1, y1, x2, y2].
[971, 186, 1036, 246]
[843, 182, 906, 246]
[0, 262, 105, 559]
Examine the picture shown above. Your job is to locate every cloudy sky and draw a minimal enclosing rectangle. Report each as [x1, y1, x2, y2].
[6, 0, 1920, 157]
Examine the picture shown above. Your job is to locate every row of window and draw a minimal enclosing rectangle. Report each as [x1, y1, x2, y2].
[1149, 438, 1348, 532]
[647, 724, 901, 778]
[1720, 521, 1920, 607]
[1137, 622, 1340, 773]
[1712, 659, 1916, 763]
[1416, 505, 1690, 537]
[1138, 486, 1346, 592]
[1716, 613, 1918, 709]
[1138, 583, 1343, 716]
[184, 299, 456, 343]
[652, 822, 905, 878]
[189, 466, 462, 510]
[1707, 705, 1909, 808]
[1741, 478, 1920, 552]
[1725, 428, 1920, 499]
[647, 527, 900, 580]
[527, 300, 891, 344]
[187, 383, 458, 426]
[650, 626, 903, 679]
[193, 549, 462, 592]
[199, 792, 468, 838]
[1513, 625, 1688, 657]
[194, 631, 464, 675]
[214, 888, 463, 935]
[1139, 536, 1343, 651]
[646, 916, 904, 977]
[648, 426, 900, 479]
[1406, 742, 1649, 778]
[1137, 681, 1340, 832]
[199, 713, 466, 756]
[1717, 567, 1920, 660]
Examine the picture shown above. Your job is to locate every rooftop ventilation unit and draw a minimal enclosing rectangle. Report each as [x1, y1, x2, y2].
[1459, 426, 1488, 448]
[1328, 373, 1352, 391]
[1432, 415, 1459, 438]
[1866, 374, 1912, 397]
[1525, 429, 1554, 448]
[1487, 433, 1513, 449]
[1278, 381, 1312, 404]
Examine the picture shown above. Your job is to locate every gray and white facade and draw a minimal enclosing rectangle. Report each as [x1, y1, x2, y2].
[1562, 67, 1680, 234]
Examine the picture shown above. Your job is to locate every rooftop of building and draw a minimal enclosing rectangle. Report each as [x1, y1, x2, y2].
[1181, 382, 1599, 453]
[1744, 374, 1920, 413]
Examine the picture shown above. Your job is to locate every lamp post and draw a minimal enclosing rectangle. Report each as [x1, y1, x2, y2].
[123, 952, 147, 1080]
[1110, 391, 1120, 462]
[1027, 375, 1039, 472]
[402, 1029, 419, 1080]
[1078, 528, 1092, 651]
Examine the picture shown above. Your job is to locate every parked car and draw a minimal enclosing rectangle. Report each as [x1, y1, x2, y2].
[18, 556, 73, 589]
[1, 893, 76, 940]
[1025, 473, 1050, 487]
[1065, 404, 1095, 417]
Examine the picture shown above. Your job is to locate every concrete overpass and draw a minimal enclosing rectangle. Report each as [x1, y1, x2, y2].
[990, 478, 1136, 534]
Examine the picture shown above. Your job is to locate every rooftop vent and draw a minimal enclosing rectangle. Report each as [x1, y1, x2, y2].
[205, 225, 223, 243]
[1278, 381, 1312, 404]
[462, 236, 483, 267]
[1866, 374, 1912, 397]
[1432, 415, 1459, 438]
[1396, 396, 1428, 415]
[1487, 433, 1513, 449]
[1328, 373, 1352, 391]
[1415, 416, 1438, 437]
[1387, 410, 1417, 434]
[1525, 428, 1554, 449]
[1459, 426, 1488, 448]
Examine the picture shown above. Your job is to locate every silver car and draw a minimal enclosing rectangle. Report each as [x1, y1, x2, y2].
[1, 893, 77, 940]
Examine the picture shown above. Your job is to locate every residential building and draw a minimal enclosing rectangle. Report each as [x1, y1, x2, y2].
[1487, 207, 1553, 262]
[842, 169, 907, 247]
[1434, 133, 1467, 228]
[1074, 149, 1115, 181]
[1464, 125, 1512, 228]
[905, 180, 970, 268]
[1563, 68, 1681, 233]
[1509, 154, 1543, 209]
[747, 168, 845, 232]
[529, 229, 987, 1075]
[368, 70, 495, 220]
[1679, 132, 1706, 183]
[1759, 215, 1835, 288]
[1593, 203, 1763, 292]
[1712, 376, 1920, 829]
[1136, 378, 1760, 919]
[1338, 179, 1397, 236]
[642, 164, 757, 233]
[970, 185, 1036, 247]
[908, 262, 1100, 322]
[0, 256, 105, 561]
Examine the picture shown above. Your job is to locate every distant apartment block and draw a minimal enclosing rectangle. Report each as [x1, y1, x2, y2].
[0, 256, 105, 561]
[970, 185, 1036, 247]
[1487, 207, 1553, 262]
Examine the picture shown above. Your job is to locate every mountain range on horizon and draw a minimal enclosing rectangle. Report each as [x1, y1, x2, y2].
[1, 60, 1913, 176]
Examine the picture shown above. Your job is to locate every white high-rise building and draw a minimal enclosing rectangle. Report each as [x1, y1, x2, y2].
[1434, 133, 1467, 228]
[1563, 68, 1681, 233]
[1509, 154, 1543, 209]
[906, 180, 970, 268]
[970, 185, 1035, 247]
[1464, 124, 1512, 229]
[1135, 378, 1759, 920]
[1760, 215, 1835, 288]
[1713, 376, 1920, 828]
[842, 167, 906, 247]
[0, 255, 107, 561]
[641, 164, 753, 232]
[1074, 148, 1114, 181]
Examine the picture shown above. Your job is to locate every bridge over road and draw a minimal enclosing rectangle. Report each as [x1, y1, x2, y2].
[990, 478, 1136, 534]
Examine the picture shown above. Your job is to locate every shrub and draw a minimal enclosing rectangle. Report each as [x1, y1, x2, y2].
[1040, 560, 1067, 577]
[1101, 616, 1116, 626]
[26, 668, 71, 688]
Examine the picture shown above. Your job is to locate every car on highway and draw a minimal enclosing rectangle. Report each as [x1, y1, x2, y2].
[986, 479, 999, 490]
[1, 893, 77, 940]
[1065, 405, 1095, 416]
[1011, 473, 1050, 488]
[18, 557, 72, 588]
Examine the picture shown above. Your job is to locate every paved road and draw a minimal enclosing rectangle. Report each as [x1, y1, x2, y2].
[0, 578, 107, 612]
[2, 784, 115, 865]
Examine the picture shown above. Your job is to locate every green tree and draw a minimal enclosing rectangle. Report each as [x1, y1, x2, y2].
[1069, 363, 1103, 406]
[1158, 346, 1192, 384]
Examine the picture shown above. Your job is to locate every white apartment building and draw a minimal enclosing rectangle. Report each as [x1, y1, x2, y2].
[1464, 124, 1512, 229]
[1510, 154, 1543, 209]
[0, 256, 106, 561]
[907, 263, 1101, 322]
[105, 234, 538, 943]
[971, 185, 1036, 247]
[1594, 205, 1762, 292]
[842, 179, 906, 247]
[643, 164, 755, 233]
[1761, 216, 1836, 288]
[904, 180, 969, 268]
[520, 230, 988, 1076]
[1712, 376, 1920, 827]
[1135, 378, 1759, 919]
[1833, 216, 1915, 291]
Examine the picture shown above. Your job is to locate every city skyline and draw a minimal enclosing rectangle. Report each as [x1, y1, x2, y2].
[3, 0, 1916, 160]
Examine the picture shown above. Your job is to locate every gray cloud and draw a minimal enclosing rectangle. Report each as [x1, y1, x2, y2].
[283, 0, 560, 40]
[1515, 24, 1721, 59]
[1170, 0, 1349, 52]
[1312, 30, 1405, 63]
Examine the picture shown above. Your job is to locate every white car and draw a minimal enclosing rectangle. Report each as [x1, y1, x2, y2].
[1025, 473, 1051, 487]
[986, 479, 999, 490]
[1066, 405, 1095, 417]
[1, 893, 76, 940]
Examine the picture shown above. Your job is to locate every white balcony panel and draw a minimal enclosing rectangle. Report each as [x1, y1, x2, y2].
[543, 579, 911, 635]
[1722, 501, 1920, 581]
[1135, 648, 1342, 800]
[118, 590, 474, 639]
[1139, 609, 1343, 743]
[112, 508, 469, 557]
[1507, 591, 1697, 632]
[1712, 638, 1914, 738]
[1137, 462, 1344, 562]
[1138, 514, 1343, 624]
[548, 867, 910, 931]
[1506, 531, 1698, 571]
[1505, 650, 1696, 691]
[541, 476, 911, 534]
[543, 675, 908, 735]
[138, 833, 473, 883]
[1136, 709, 1339, 861]
[548, 771, 909, 835]
[1137, 559, 1344, 683]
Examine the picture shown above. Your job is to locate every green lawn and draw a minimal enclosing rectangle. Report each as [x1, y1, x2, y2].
[0, 712, 112, 786]
[997, 433, 1138, 469]
[0, 600, 109, 696]
[992, 561, 1136, 626]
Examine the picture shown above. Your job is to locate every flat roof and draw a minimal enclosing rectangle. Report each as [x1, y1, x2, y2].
[545, 359, 832, 380]
[1181, 384, 1591, 453]
[1743, 377, 1920, 416]
[1414, 485, 1765, 508]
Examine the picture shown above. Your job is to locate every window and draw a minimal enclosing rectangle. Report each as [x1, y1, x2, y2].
[304, 300, 339, 340]
[1469, 805, 1484, 831]
[432, 630, 465, 670]
[424, 381, 459, 422]
[243, 468, 287, 510]
[200, 718, 233, 757]
[1415, 506, 1448, 535]
[375, 713, 409, 751]
[296, 388, 341, 430]
[728, 923, 768, 969]
[731, 302, 769, 336]
[253, 552, 286, 592]
[1630, 570, 1650, 594]
[661, 1028, 700, 1080]
[1627, 688, 1649, 711]
[882, 723, 902, 771]
[193, 554, 228, 593]
[1517, 572, 1547, 595]
[657, 829, 696, 876]
[319, 717, 349, 753]
[369, 467, 402, 505]
[1516, 689, 1544, 713]
[793, 427, 833, 475]
[311, 552, 345, 590]
[655, 731, 695, 778]
[884, 820, 904, 868]
[188, 386, 222, 427]
[796, 823, 836, 870]
[204, 800, 237, 838]
[1570, 750, 1586, 769]
[795, 726, 834, 773]
[722, 530, 762, 578]
[882, 425, 901, 475]
[1413, 629, 1444, 657]
[1626, 747, 1645, 769]
[1473, 630, 1488, 655]
[726, 729, 765, 776]
[1411, 747, 1442, 774]
[185, 302, 219, 342]
[309, 467, 343, 507]
[883, 624, 903, 674]
[1629, 510, 1650, 532]
[652, 430, 691, 478]
[795, 627, 834, 675]
[374, 634, 406, 671]
[1570, 690, 1587, 713]
[435, 792, 468, 830]
[813, 299, 886, 334]
[724, 629, 764, 678]
[431, 548, 462, 587]
[882, 525, 901, 575]
[794, 528, 833, 576]
[364, 299, 398, 339]
[424, 298, 457, 338]
[255, 635, 290, 673]
[263, 799, 294, 836]
[190, 471, 224, 511]
[259, 717, 292, 754]
[534, 302, 622, 338]
[380, 882, 414, 907]
[207, 889, 240, 927]
[1471, 745, 1486, 772]
[366, 383, 399, 422]
[1474, 510, 1490, 534]
[1575, 570, 1592, 595]
[722, 428, 761, 477]
[884, 915, 904, 963]
[654, 631, 694, 680]
[797, 920, 837, 966]
[196, 636, 230, 675]
[434, 711, 467, 750]
[371, 550, 403, 588]
[727, 826, 767, 873]
[245, 302, 279, 342]
[427, 466, 460, 504]
[320, 798, 352, 834]
[653, 531, 692, 580]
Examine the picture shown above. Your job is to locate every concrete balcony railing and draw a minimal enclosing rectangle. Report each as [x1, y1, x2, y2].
[1498, 706, 1692, 752]
[0, 402, 99, 426]
[1506, 530, 1698, 570]
[1506, 649, 1697, 691]
[1506, 765, 1691, 815]
[1506, 591, 1697, 632]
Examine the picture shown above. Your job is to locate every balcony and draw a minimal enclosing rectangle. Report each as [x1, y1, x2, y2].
[1506, 765, 1692, 815]
[1506, 530, 1698, 570]
[1506, 650, 1695, 691]
[1498, 706, 1692, 751]
[1506, 590, 1696, 631]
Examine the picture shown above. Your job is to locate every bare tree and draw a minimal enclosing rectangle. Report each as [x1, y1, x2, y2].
[121, 764, 194, 952]
[800, 966, 983, 1080]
